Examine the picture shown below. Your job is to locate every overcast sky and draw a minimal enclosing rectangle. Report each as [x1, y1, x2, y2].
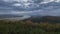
[0, 0, 60, 16]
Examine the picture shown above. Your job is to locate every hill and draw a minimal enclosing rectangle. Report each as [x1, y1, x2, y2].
[24, 16, 60, 23]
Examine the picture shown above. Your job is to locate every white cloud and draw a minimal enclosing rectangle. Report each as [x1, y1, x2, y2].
[22, 0, 28, 2]
[3, 0, 20, 2]
[13, 11, 33, 14]
[3, 0, 30, 3]
[40, 0, 60, 4]
[11, 10, 43, 16]
[13, 3, 22, 7]
[55, 0, 60, 2]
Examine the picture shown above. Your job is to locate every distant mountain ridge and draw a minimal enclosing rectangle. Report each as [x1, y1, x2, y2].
[25, 16, 60, 23]
[0, 14, 23, 18]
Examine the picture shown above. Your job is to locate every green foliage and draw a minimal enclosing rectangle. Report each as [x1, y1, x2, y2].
[0, 20, 59, 34]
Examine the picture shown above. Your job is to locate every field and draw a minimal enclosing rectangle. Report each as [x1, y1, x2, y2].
[0, 20, 60, 34]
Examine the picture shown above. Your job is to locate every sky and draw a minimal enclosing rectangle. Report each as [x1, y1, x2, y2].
[0, 0, 60, 16]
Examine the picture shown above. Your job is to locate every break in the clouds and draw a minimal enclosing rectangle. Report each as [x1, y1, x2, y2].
[0, 0, 60, 16]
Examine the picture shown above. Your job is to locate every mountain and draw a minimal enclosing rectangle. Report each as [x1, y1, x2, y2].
[40, 16, 60, 22]
[24, 16, 60, 23]
[0, 14, 23, 18]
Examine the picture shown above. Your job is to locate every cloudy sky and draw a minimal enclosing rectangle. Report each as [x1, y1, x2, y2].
[0, 0, 60, 16]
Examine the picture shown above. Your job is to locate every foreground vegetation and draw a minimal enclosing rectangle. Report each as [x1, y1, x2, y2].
[0, 20, 60, 34]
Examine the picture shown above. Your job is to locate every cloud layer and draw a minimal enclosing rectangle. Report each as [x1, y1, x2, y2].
[0, 0, 60, 16]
